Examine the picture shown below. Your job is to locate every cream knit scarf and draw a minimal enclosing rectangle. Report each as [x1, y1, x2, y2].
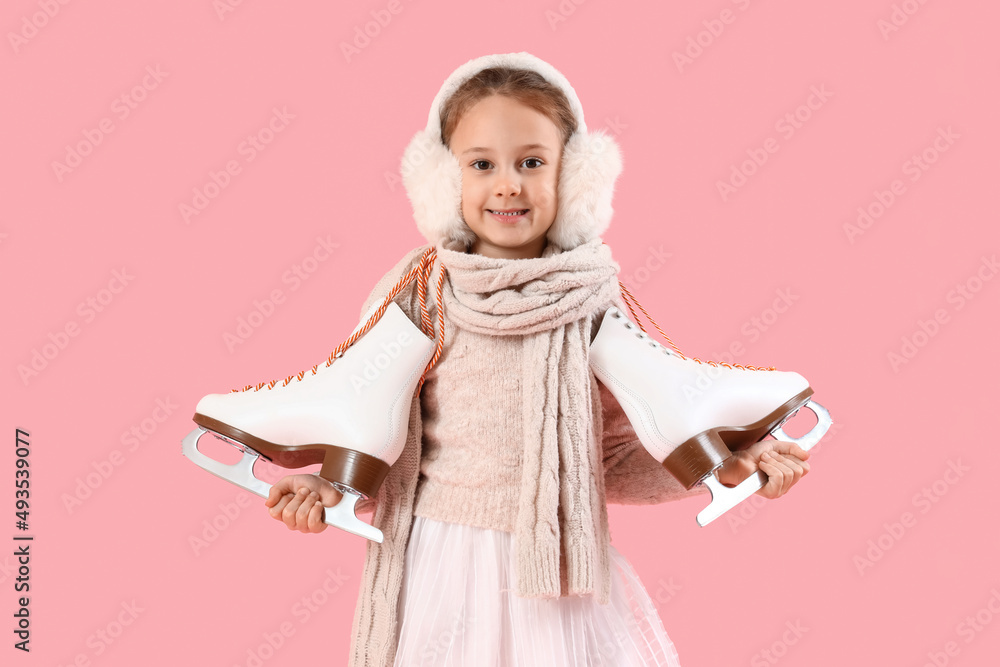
[349, 236, 625, 666]
[433, 235, 621, 602]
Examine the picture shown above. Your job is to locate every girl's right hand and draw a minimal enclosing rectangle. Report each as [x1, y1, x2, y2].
[263, 474, 344, 534]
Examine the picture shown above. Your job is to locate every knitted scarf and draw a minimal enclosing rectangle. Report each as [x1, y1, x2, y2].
[349, 235, 623, 666]
[432, 235, 622, 601]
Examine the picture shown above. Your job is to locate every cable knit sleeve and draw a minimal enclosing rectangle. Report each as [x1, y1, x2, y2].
[598, 375, 711, 506]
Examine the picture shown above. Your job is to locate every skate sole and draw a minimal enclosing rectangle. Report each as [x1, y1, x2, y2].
[191, 412, 390, 500]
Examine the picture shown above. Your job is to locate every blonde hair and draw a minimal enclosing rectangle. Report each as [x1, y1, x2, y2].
[439, 67, 578, 149]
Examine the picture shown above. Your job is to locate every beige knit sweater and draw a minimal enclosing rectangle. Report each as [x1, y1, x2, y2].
[347, 244, 709, 667]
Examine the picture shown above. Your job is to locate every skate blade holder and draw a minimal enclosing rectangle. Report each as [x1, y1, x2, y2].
[694, 400, 833, 527]
[181, 427, 383, 543]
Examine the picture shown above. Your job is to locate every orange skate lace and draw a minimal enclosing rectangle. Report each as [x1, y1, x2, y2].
[615, 273, 776, 372]
[230, 243, 775, 394]
[232, 247, 449, 395]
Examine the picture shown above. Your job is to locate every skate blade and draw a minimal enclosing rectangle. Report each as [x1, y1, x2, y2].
[771, 400, 833, 451]
[694, 400, 834, 527]
[321, 492, 383, 543]
[696, 471, 767, 527]
[182, 427, 272, 498]
[181, 427, 384, 543]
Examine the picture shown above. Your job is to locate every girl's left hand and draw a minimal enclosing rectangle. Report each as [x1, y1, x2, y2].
[714, 441, 811, 499]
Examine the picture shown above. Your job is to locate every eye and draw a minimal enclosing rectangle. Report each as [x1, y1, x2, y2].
[522, 158, 543, 169]
[471, 160, 492, 170]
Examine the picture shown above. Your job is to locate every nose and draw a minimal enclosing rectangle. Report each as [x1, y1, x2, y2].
[494, 167, 521, 197]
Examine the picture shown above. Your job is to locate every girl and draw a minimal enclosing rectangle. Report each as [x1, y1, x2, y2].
[263, 52, 810, 667]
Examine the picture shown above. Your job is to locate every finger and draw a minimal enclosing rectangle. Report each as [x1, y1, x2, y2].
[268, 476, 299, 501]
[782, 454, 810, 475]
[282, 487, 310, 529]
[772, 440, 811, 461]
[756, 453, 777, 498]
[269, 492, 295, 519]
[769, 452, 803, 496]
[778, 454, 809, 484]
[307, 499, 328, 533]
[769, 452, 795, 496]
[757, 452, 791, 498]
[776, 455, 795, 496]
[267, 474, 311, 508]
[264, 484, 283, 508]
[295, 492, 319, 533]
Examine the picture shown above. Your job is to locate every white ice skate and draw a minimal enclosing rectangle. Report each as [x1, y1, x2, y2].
[590, 306, 832, 527]
[182, 299, 436, 543]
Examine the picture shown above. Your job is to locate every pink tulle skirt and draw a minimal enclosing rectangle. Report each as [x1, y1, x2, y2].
[391, 515, 684, 667]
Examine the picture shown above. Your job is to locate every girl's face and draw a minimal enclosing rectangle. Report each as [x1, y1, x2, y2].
[448, 94, 562, 259]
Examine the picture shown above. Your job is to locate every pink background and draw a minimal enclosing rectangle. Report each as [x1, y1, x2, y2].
[4, 1, 999, 665]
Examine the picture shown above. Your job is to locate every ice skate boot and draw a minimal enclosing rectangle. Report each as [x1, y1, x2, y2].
[182, 248, 447, 543]
[590, 305, 832, 527]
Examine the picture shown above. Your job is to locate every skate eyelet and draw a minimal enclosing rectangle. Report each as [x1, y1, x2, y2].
[611, 311, 621, 319]
[624, 322, 633, 330]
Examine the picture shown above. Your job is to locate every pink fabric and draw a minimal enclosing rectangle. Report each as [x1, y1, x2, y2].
[392, 515, 684, 667]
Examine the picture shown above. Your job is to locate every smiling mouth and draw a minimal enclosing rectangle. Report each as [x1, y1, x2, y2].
[488, 209, 529, 217]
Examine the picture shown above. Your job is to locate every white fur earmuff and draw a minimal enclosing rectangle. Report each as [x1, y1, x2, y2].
[400, 52, 623, 251]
